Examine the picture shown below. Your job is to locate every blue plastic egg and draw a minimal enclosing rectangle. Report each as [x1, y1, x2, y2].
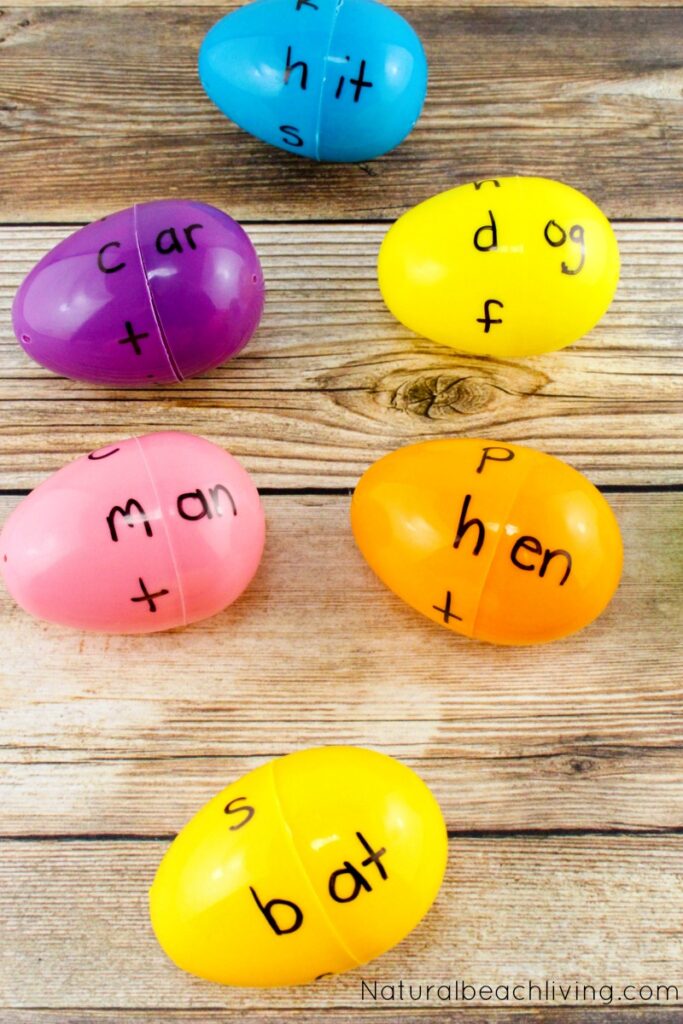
[198, 0, 428, 162]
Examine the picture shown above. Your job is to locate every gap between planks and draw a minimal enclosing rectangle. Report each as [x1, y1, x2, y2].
[0, 484, 682, 497]
[2, 218, 683, 228]
[5, 826, 683, 841]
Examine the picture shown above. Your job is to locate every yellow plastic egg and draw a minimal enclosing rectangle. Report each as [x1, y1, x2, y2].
[378, 176, 620, 358]
[351, 438, 623, 645]
[149, 746, 447, 987]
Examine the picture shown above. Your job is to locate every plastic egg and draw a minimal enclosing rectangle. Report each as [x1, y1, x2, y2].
[150, 745, 447, 987]
[13, 200, 264, 386]
[351, 439, 623, 645]
[0, 432, 265, 633]
[378, 177, 620, 357]
[198, 0, 428, 162]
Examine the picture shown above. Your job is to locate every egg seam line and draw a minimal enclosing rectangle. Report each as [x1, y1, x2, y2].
[468, 450, 538, 641]
[314, 0, 345, 161]
[267, 757, 364, 972]
[134, 436, 189, 628]
[132, 204, 183, 384]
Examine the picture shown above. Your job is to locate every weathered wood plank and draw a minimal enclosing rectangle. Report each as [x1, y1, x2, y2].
[2, 837, 682, 1009]
[1, 7, 682, 220]
[4, 749, 683, 836]
[1, 492, 681, 834]
[5, 1014, 683, 1024]
[9, 0, 683, 8]
[0, 223, 681, 488]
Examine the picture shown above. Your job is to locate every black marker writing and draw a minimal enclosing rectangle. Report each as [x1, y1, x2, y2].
[209, 484, 237, 516]
[544, 220, 566, 247]
[473, 179, 500, 191]
[117, 321, 150, 356]
[474, 210, 498, 252]
[97, 241, 125, 274]
[539, 547, 572, 584]
[224, 796, 255, 831]
[249, 831, 389, 935]
[510, 535, 542, 572]
[183, 224, 203, 250]
[453, 494, 485, 555]
[130, 577, 169, 613]
[328, 861, 372, 903]
[155, 224, 204, 256]
[476, 446, 515, 474]
[432, 590, 462, 624]
[107, 499, 153, 542]
[333, 58, 373, 102]
[561, 225, 585, 276]
[296, 0, 318, 9]
[250, 887, 304, 936]
[285, 46, 308, 89]
[88, 447, 120, 461]
[177, 491, 211, 521]
[335, 57, 350, 99]
[328, 832, 387, 904]
[177, 484, 237, 521]
[544, 220, 586, 275]
[350, 59, 373, 102]
[358, 831, 388, 880]
[280, 124, 304, 148]
[510, 537, 572, 585]
[476, 299, 504, 333]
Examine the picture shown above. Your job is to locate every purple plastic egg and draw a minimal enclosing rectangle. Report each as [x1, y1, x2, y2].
[12, 200, 265, 386]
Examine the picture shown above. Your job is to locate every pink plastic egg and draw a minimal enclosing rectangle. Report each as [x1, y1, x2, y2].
[0, 432, 265, 633]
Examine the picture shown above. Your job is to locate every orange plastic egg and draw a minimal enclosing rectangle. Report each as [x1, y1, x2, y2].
[351, 439, 623, 645]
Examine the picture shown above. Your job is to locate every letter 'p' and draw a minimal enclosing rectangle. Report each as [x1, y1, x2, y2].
[476, 446, 515, 475]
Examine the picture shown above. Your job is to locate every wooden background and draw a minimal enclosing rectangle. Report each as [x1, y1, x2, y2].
[1, 0, 682, 1020]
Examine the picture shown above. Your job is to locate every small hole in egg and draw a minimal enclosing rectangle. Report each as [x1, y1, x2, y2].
[252, 274, 258, 283]
[21, 334, 31, 345]
[3, 555, 7, 562]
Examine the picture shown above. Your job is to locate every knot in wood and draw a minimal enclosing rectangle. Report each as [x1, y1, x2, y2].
[390, 374, 495, 418]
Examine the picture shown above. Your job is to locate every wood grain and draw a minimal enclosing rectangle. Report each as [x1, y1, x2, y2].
[5, 748, 683, 837]
[1, 6, 682, 221]
[5, 1015, 683, 1024]
[1, 0, 682, 1016]
[10, 0, 683, 8]
[1, 223, 681, 488]
[1, 491, 681, 835]
[2, 837, 682, 1010]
